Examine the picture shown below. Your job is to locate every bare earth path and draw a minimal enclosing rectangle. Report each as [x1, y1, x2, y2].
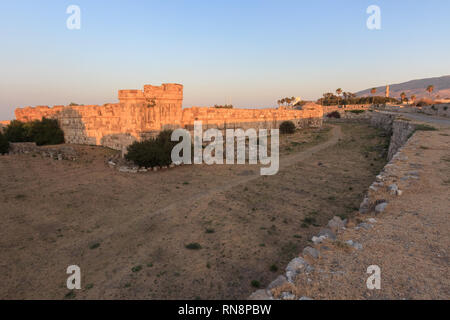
[132, 125, 343, 221]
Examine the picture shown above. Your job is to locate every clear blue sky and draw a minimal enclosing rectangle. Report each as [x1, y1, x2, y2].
[1, 0, 449, 119]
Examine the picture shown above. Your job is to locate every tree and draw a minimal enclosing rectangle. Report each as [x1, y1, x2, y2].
[4, 120, 29, 142]
[279, 121, 296, 134]
[4, 118, 64, 145]
[400, 92, 406, 102]
[336, 88, 343, 106]
[0, 132, 9, 154]
[370, 88, 377, 105]
[426, 85, 434, 99]
[125, 130, 177, 168]
[411, 95, 416, 102]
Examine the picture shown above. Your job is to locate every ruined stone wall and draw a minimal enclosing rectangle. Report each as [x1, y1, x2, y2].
[421, 104, 450, 118]
[181, 103, 323, 131]
[15, 103, 148, 152]
[14, 83, 323, 151]
[370, 112, 420, 161]
[383, 104, 450, 118]
[323, 104, 371, 114]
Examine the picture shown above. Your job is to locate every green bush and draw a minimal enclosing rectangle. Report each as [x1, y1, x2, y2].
[125, 130, 177, 168]
[279, 121, 296, 134]
[0, 132, 9, 154]
[4, 120, 29, 142]
[28, 118, 65, 146]
[4, 118, 64, 145]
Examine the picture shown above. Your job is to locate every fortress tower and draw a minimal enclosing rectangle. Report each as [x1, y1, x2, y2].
[385, 85, 390, 98]
[118, 83, 183, 108]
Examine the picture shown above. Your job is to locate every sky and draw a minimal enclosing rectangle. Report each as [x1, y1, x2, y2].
[1, 0, 450, 119]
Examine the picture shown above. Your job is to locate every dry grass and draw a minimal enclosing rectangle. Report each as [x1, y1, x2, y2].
[0, 122, 389, 299]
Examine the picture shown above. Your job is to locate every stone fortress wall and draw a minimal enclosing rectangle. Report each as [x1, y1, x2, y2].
[14, 84, 323, 152]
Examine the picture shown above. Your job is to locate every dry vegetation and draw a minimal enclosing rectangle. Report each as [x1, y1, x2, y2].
[0, 122, 389, 299]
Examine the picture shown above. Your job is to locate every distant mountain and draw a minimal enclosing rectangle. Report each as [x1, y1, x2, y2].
[356, 75, 450, 100]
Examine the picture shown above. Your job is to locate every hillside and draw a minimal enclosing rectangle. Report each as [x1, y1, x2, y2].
[356, 75, 450, 100]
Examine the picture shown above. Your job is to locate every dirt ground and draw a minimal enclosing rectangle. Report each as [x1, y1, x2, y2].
[287, 127, 450, 300]
[0, 122, 390, 299]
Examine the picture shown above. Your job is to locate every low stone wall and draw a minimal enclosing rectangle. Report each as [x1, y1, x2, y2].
[324, 110, 373, 122]
[323, 105, 371, 114]
[370, 112, 424, 160]
[249, 111, 428, 300]
[383, 104, 450, 118]
[421, 104, 450, 118]
[249, 128, 428, 299]
[8, 142, 78, 161]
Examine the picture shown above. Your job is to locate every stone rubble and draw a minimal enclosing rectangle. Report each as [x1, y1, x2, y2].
[8, 142, 78, 161]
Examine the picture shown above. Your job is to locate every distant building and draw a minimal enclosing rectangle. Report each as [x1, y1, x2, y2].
[385, 85, 390, 98]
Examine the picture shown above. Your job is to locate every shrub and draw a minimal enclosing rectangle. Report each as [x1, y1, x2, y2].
[185, 243, 202, 250]
[4, 118, 64, 145]
[4, 120, 29, 142]
[28, 118, 65, 146]
[270, 264, 278, 272]
[0, 132, 10, 154]
[125, 130, 177, 168]
[279, 121, 296, 134]
[415, 99, 433, 107]
[326, 111, 341, 119]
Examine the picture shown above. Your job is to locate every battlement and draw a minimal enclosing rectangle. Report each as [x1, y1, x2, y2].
[118, 90, 145, 103]
[118, 83, 183, 105]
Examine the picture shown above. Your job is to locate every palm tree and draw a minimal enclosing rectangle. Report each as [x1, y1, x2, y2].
[336, 88, 342, 106]
[370, 88, 377, 105]
[426, 85, 434, 99]
[400, 92, 406, 102]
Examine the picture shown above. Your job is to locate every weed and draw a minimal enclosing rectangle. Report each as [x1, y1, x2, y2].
[414, 124, 437, 131]
[64, 291, 76, 299]
[185, 243, 202, 250]
[131, 265, 143, 273]
[89, 242, 100, 250]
